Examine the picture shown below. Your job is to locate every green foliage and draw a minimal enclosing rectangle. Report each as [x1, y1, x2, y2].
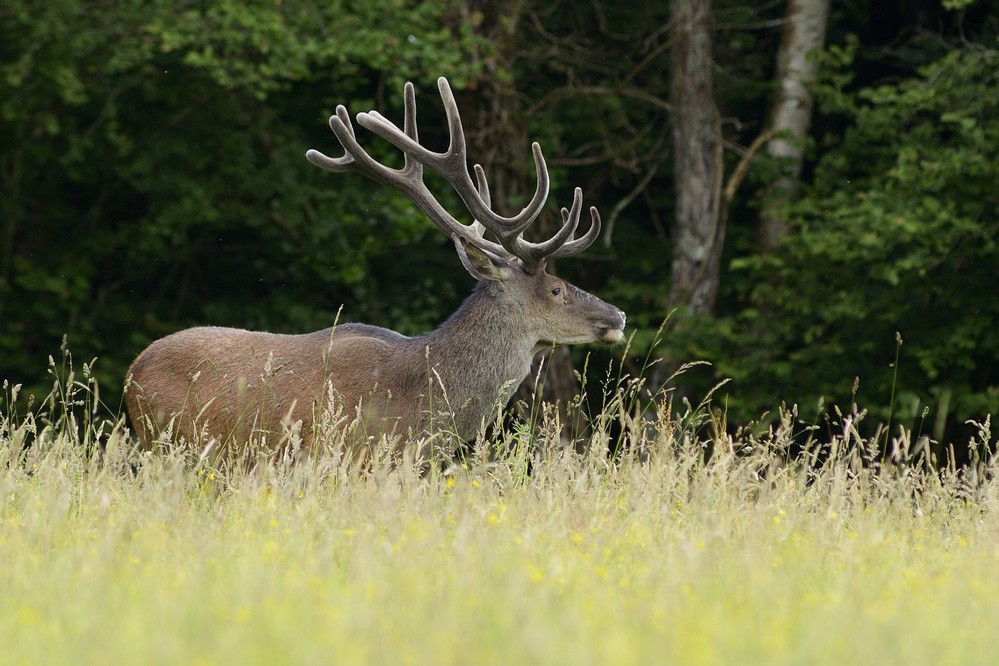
[694, 41, 999, 432]
[0, 0, 482, 401]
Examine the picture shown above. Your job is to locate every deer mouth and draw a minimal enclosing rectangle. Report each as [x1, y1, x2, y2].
[599, 326, 625, 345]
[597, 310, 627, 344]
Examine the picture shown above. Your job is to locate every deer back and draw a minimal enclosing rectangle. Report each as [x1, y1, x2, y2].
[126, 325, 420, 450]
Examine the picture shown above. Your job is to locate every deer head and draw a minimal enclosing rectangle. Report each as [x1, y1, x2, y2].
[306, 77, 625, 348]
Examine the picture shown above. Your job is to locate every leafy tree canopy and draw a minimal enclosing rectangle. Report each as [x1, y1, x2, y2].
[685, 38, 999, 438]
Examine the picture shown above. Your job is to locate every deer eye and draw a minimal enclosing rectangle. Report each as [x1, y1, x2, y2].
[551, 287, 562, 297]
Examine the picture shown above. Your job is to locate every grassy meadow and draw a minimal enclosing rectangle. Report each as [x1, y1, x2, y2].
[2, 363, 999, 665]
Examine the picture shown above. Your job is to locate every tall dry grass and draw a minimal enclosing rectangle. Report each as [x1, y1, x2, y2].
[2, 352, 998, 664]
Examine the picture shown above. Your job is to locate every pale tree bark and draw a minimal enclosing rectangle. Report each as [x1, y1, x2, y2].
[667, 0, 724, 315]
[760, 0, 831, 251]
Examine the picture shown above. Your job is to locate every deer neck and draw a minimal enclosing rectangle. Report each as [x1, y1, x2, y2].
[417, 281, 536, 436]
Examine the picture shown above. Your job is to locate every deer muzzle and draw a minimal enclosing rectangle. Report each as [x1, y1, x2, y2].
[598, 309, 627, 344]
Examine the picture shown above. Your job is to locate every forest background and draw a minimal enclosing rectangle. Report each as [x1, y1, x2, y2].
[1, 0, 997, 452]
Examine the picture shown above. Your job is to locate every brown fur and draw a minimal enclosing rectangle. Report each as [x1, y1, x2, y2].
[125, 270, 625, 455]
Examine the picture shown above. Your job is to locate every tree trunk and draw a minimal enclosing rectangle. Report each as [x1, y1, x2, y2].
[667, 0, 724, 315]
[760, 0, 831, 251]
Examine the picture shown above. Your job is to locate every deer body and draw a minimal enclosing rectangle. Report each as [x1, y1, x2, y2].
[125, 78, 625, 453]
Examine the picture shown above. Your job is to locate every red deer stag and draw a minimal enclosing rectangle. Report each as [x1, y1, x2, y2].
[125, 77, 626, 455]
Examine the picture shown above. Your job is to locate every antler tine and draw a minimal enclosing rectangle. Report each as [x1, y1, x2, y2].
[473, 164, 491, 209]
[515, 187, 583, 265]
[493, 141, 549, 238]
[402, 81, 419, 144]
[470, 164, 491, 238]
[305, 106, 358, 172]
[547, 205, 602, 261]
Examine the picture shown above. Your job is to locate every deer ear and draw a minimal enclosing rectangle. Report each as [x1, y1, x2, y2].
[453, 235, 512, 282]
